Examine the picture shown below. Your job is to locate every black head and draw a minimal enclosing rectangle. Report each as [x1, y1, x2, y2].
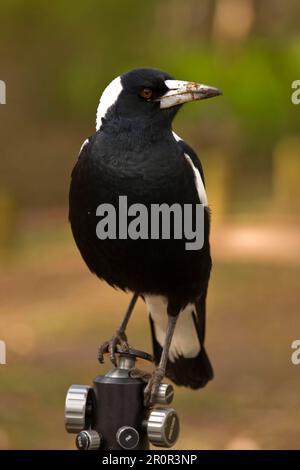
[118, 68, 175, 118]
[96, 67, 221, 130]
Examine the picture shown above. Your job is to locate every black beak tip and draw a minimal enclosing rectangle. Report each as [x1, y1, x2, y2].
[203, 87, 223, 99]
[212, 88, 223, 98]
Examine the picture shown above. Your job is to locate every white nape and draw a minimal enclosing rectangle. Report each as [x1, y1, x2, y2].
[96, 76, 123, 131]
[145, 294, 201, 362]
[79, 138, 89, 155]
[184, 153, 208, 206]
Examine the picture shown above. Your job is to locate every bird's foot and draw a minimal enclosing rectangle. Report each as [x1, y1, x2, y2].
[98, 329, 129, 366]
[143, 367, 165, 407]
[129, 368, 152, 382]
[129, 367, 164, 406]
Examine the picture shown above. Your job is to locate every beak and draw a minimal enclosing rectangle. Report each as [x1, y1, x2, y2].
[158, 79, 222, 109]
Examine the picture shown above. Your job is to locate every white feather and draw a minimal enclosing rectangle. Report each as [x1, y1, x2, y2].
[96, 76, 123, 131]
[184, 153, 208, 206]
[79, 138, 89, 155]
[172, 131, 208, 206]
[172, 131, 182, 142]
[145, 295, 201, 362]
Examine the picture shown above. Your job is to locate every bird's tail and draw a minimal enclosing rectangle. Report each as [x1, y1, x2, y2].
[146, 294, 213, 389]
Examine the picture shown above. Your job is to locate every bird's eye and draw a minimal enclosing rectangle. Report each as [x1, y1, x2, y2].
[139, 88, 153, 100]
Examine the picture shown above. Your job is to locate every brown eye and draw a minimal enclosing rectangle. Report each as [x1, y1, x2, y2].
[140, 88, 153, 100]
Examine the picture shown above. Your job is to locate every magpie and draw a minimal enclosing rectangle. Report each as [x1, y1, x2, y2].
[69, 68, 222, 404]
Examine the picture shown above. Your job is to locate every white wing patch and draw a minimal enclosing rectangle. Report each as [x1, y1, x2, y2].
[172, 131, 182, 142]
[172, 131, 208, 206]
[184, 153, 208, 206]
[96, 76, 123, 131]
[145, 294, 201, 362]
[79, 138, 89, 155]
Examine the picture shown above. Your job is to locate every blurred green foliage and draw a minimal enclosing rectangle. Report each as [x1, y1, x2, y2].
[1, 1, 300, 450]
[0, 0, 300, 209]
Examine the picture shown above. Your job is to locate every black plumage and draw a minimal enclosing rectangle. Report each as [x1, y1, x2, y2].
[69, 68, 221, 401]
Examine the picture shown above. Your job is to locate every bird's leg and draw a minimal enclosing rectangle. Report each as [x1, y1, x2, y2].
[143, 314, 178, 406]
[98, 293, 138, 366]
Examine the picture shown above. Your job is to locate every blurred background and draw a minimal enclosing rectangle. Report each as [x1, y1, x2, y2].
[0, 0, 300, 449]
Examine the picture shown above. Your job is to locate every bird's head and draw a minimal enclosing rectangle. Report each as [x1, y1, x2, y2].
[96, 67, 222, 131]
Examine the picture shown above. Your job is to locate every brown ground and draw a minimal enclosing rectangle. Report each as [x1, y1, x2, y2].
[0, 212, 300, 449]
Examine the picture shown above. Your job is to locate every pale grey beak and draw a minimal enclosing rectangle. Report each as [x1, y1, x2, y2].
[159, 79, 222, 109]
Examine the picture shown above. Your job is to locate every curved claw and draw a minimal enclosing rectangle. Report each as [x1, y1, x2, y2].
[98, 341, 109, 363]
[143, 367, 165, 407]
[108, 337, 119, 366]
[98, 331, 129, 366]
[129, 368, 151, 382]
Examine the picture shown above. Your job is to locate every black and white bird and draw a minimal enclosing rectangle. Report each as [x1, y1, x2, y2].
[69, 68, 222, 404]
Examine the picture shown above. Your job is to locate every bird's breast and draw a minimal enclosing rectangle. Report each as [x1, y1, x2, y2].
[69, 131, 211, 297]
[79, 132, 196, 205]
